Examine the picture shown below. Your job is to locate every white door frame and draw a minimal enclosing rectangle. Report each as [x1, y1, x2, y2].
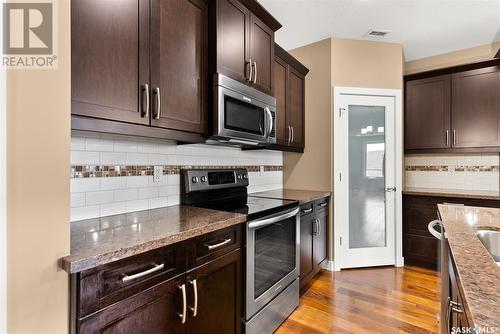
[332, 86, 403, 271]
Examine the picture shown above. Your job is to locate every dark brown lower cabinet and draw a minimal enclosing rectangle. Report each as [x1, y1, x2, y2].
[299, 197, 329, 289]
[72, 225, 242, 334]
[403, 194, 500, 270]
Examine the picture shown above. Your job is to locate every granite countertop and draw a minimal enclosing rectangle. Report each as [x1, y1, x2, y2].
[437, 204, 500, 330]
[403, 187, 500, 200]
[251, 188, 332, 204]
[62, 205, 246, 274]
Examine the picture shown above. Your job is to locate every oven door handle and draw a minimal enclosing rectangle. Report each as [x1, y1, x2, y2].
[247, 207, 299, 229]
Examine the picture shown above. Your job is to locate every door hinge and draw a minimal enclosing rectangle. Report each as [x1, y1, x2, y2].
[339, 107, 345, 118]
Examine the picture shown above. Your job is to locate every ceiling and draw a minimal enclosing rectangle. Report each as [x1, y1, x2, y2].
[258, 0, 500, 61]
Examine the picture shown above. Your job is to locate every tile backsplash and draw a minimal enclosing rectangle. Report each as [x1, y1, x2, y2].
[70, 131, 283, 221]
[404, 153, 499, 192]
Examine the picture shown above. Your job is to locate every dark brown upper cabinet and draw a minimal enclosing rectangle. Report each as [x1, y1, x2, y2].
[150, 0, 208, 134]
[272, 44, 309, 152]
[405, 75, 451, 150]
[404, 59, 500, 153]
[71, 0, 207, 143]
[213, 0, 281, 95]
[451, 66, 500, 148]
[71, 0, 150, 126]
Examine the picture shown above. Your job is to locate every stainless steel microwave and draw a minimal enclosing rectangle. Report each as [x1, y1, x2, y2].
[209, 74, 276, 147]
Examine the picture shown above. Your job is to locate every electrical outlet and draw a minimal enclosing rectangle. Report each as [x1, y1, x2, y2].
[153, 166, 163, 183]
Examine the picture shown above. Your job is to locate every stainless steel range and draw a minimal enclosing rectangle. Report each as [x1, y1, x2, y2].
[180, 168, 300, 334]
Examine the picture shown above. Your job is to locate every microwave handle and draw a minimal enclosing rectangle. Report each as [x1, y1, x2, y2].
[265, 107, 273, 138]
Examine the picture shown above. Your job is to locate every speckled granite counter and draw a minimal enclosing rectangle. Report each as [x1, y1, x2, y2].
[438, 204, 500, 330]
[251, 188, 331, 204]
[404, 187, 500, 201]
[62, 206, 246, 274]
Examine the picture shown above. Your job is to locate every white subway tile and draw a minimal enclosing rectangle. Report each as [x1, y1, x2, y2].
[126, 199, 149, 212]
[101, 152, 128, 165]
[127, 153, 149, 165]
[114, 189, 138, 202]
[86, 191, 114, 205]
[100, 202, 127, 217]
[114, 140, 138, 153]
[127, 176, 150, 188]
[71, 137, 85, 151]
[159, 185, 178, 197]
[158, 143, 176, 154]
[71, 193, 86, 207]
[71, 151, 100, 165]
[149, 197, 168, 209]
[148, 154, 169, 165]
[71, 205, 100, 222]
[138, 187, 159, 200]
[168, 195, 180, 206]
[100, 177, 127, 191]
[71, 178, 100, 193]
[138, 142, 159, 154]
[86, 138, 114, 152]
[167, 174, 180, 185]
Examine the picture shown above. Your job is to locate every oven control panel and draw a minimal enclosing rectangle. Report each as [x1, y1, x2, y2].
[181, 168, 249, 193]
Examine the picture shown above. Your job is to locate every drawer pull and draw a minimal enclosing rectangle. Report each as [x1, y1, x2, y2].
[178, 284, 187, 324]
[206, 238, 232, 251]
[189, 279, 198, 317]
[302, 208, 313, 214]
[121, 263, 164, 282]
[318, 202, 328, 207]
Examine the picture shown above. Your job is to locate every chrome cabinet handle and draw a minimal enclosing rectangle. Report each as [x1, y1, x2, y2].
[316, 219, 321, 236]
[178, 284, 187, 324]
[141, 84, 149, 118]
[312, 219, 317, 236]
[385, 187, 396, 192]
[152, 87, 161, 120]
[121, 263, 164, 282]
[319, 202, 328, 207]
[302, 208, 313, 214]
[252, 61, 257, 84]
[189, 279, 198, 317]
[287, 126, 292, 145]
[453, 130, 456, 146]
[206, 238, 232, 250]
[247, 58, 253, 81]
[291, 126, 294, 143]
[445, 130, 449, 146]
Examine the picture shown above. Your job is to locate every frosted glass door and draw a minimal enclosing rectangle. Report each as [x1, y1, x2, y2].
[334, 94, 396, 269]
[348, 105, 386, 249]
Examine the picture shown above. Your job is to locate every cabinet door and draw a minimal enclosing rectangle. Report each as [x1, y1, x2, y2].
[405, 75, 451, 150]
[452, 66, 500, 148]
[71, 0, 149, 125]
[249, 14, 274, 95]
[274, 56, 289, 144]
[313, 210, 327, 267]
[79, 276, 185, 334]
[150, 0, 208, 134]
[287, 66, 305, 148]
[216, 0, 250, 84]
[186, 249, 242, 334]
[299, 213, 314, 285]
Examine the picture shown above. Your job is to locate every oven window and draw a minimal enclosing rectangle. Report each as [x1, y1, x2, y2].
[224, 96, 265, 135]
[254, 216, 296, 299]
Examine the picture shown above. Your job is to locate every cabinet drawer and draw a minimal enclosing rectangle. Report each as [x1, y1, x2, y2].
[315, 198, 329, 212]
[187, 224, 242, 270]
[77, 242, 186, 317]
[300, 202, 314, 216]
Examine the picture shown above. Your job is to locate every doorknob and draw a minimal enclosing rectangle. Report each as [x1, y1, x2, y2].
[385, 187, 396, 192]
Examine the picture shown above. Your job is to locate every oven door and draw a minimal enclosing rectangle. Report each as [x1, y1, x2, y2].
[216, 86, 276, 144]
[245, 207, 300, 319]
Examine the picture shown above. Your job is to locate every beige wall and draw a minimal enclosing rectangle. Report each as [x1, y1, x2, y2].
[405, 42, 500, 74]
[285, 38, 403, 260]
[7, 1, 70, 333]
[331, 38, 404, 89]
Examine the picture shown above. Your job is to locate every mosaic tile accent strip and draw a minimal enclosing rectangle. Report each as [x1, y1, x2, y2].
[405, 165, 499, 172]
[71, 165, 283, 178]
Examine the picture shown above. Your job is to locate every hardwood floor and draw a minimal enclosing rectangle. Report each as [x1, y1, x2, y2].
[276, 266, 440, 334]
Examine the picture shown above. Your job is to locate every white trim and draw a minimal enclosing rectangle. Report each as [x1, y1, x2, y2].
[332, 86, 403, 271]
[0, 2, 7, 331]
